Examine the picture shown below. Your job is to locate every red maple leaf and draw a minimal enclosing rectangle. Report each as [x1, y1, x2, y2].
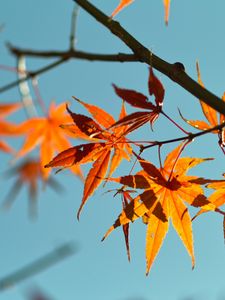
[111, 67, 165, 134]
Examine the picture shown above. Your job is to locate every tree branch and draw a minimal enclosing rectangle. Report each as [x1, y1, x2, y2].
[69, 4, 79, 50]
[73, 0, 225, 116]
[8, 43, 138, 62]
[141, 122, 225, 151]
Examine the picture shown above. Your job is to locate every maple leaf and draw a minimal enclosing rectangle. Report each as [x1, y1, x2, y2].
[0, 140, 13, 153]
[163, 0, 171, 25]
[16, 102, 84, 179]
[180, 62, 225, 152]
[0, 102, 21, 153]
[46, 99, 133, 219]
[192, 174, 225, 241]
[102, 143, 215, 275]
[193, 174, 225, 218]
[111, 67, 165, 134]
[2, 158, 62, 218]
[112, 188, 135, 261]
[111, 0, 134, 18]
[111, 0, 171, 25]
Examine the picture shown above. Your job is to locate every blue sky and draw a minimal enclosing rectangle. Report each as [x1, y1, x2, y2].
[0, 1, 225, 299]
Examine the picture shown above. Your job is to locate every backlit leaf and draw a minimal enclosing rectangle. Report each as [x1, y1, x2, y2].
[146, 193, 169, 275]
[163, 0, 170, 25]
[77, 149, 111, 219]
[45, 143, 104, 168]
[196, 62, 218, 127]
[148, 67, 165, 107]
[111, 0, 134, 17]
[3, 159, 62, 217]
[47, 102, 133, 219]
[113, 84, 155, 110]
[169, 190, 195, 267]
[0, 102, 21, 152]
[16, 102, 83, 179]
[73, 97, 115, 128]
[103, 143, 214, 273]
[66, 106, 104, 139]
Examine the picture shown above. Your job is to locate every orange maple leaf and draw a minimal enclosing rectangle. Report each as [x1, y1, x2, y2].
[192, 174, 225, 241]
[2, 158, 62, 217]
[111, 67, 165, 134]
[193, 174, 225, 218]
[207, 176, 225, 209]
[111, 188, 135, 261]
[111, 0, 171, 25]
[180, 62, 225, 152]
[163, 0, 171, 25]
[111, 0, 134, 17]
[46, 99, 133, 219]
[16, 102, 84, 179]
[102, 143, 215, 275]
[0, 102, 21, 153]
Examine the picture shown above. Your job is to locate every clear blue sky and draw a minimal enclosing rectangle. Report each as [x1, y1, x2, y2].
[0, 1, 225, 299]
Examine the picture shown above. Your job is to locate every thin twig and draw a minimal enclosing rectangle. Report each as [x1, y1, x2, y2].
[142, 122, 225, 151]
[70, 4, 79, 50]
[8, 44, 138, 62]
[167, 139, 192, 182]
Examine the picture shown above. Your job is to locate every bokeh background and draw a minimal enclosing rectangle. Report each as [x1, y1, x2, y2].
[0, 1, 225, 299]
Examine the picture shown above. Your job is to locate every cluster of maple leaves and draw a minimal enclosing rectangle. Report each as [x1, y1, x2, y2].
[1, 64, 224, 274]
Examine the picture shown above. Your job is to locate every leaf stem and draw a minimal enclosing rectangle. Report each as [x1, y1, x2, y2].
[158, 144, 163, 170]
[168, 139, 192, 182]
[161, 110, 189, 134]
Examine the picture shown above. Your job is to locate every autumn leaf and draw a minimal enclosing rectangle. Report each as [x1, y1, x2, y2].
[163, 0, 171, 25]
[16, 102, 84, 179]
[0, 102, 21, 118]
[193, 174, 225, 219]
[46, 100, 133, 219]
[111, 67, 165, 133]
[120, 190, 133, 261]
[103, 143, 215, 275]
[111, 0, 171, 25]
[0, 102, 21, 153]
[111, 0, 134, 18]
[2, 158, 62, 218]
[180, 62, 225, 152]
[112, 188, 134, 261]
[0, 140, 13, 153]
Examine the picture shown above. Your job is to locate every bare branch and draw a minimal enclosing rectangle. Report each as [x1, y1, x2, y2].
[141, 122, 225, 151]
[8, 43, 138, 62]
[70, 4, 79, 49]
